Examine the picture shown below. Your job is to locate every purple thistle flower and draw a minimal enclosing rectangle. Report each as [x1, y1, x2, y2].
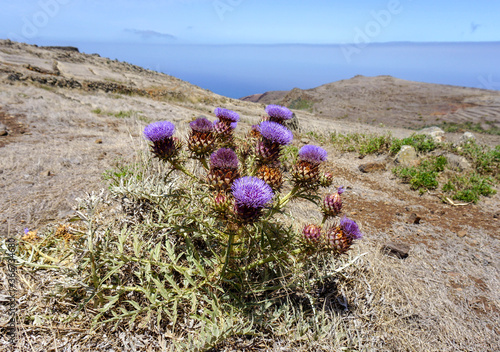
[190, 117, 213, 132]
[210, 148, 239, 169]
[144, 121, 175, 142]
[338, 186, 345, 195]
[298, 145, 328, 164]
[340, 216, 363, 240]
[24, 228, 29, 234]
[214, 107, 240, 123]
[265, 105, 293, 121]
[232, 176, 274, 210]
[259, 121, 293, 145]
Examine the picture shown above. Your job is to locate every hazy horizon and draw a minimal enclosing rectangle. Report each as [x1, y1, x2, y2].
[58, 40, 500, 98]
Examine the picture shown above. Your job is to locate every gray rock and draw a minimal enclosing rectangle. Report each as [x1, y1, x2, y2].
[458, 132, 475, 145]
[382, 242, 410, 259]
[394, 145, 418, 167]
[418, 126, 445, 143]
[407, 213, 422, 224]
[359, 162, 386, 173]
[0, 123, 7, 136]
[444, 153, 472, 171]
[283, 112, 301, 132]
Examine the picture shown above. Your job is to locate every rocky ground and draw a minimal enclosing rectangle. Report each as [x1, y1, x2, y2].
[0, 40, 499, 351]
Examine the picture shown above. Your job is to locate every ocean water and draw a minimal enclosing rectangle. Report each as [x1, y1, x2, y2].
[73, 41, 500, 99]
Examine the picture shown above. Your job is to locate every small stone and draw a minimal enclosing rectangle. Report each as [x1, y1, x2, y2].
[0, 123, 8, 136]
[418, 126, 445, 143]
[444, 153, 472, 172]
[458, 132, 475, 144]
[300, 138, 311, 144]
[394, 145, 418, 167]
[382, 242, 410, 259]
[407, 213, 422, 224]
[358, 162, 386, 173]
[457, 230, 467, 238]
[95, 138, 103, 144]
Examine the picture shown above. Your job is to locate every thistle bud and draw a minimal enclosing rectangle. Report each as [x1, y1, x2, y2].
[319, 172, 333, 187]
[256, 164, 283, 191]
[213, 192, 232, 216]
[302, 224, 322, 242]
[321, 186, 344, 218]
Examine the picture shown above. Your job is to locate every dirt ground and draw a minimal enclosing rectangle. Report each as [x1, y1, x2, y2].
[1, 40, 499, 351]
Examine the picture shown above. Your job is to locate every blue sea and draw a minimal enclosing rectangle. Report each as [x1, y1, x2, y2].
[69, 41, 500, 99]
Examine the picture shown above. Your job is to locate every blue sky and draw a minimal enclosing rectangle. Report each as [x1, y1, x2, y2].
[1, 0, 499, 45]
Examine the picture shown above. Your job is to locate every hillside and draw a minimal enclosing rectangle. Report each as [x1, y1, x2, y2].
[241, 75, 500, 133]
[0, 40, 499, 351]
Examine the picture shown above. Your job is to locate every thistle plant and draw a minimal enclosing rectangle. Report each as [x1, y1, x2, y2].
[11, 104, 364, 349]
[141, 105, 363, 287]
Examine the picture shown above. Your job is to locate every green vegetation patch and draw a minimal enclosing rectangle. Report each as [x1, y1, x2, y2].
[443, 172, 496, 203]
[328, 132, 391, 156]
[390, 134, 438, 154]
[438, 121, 500, 136]
[288, 97, 314, 112]
[393, 155, 447, 194]
[456, 141, 500, 179]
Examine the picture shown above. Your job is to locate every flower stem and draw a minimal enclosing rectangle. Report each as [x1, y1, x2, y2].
[170, 161, 198, 181]
[276, 185, 301, 209]
[219, 229, 237, 280]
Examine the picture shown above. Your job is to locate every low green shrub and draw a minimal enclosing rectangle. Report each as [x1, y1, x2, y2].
[390, 134, 438, 154]
[442, 172, 496, 203]
[393, 156, 447, 194]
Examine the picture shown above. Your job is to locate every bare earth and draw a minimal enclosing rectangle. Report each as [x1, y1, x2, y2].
[0, 40, 499, 351]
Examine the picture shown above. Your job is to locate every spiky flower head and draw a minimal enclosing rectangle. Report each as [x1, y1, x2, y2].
[144, 121, 175, 142]
[214, 107, 240, 123]
[265, 105, 293, 122]
[259, 121, 293, 145]
[325, 216, 362, 255]
[190, 117, 213, 132]
[144, 121, 181, 161]
[208, 148, 240, 191]
[298, 145, 328, 164]
[248, 124, 261, 138]
[188, 117, 216, 156]
[210, 148, 239, 169]
[303, 224, 322, 242]
[232, 176, 274, 222]
[339, 216, 362, 240]
[256, 164, 283, 191]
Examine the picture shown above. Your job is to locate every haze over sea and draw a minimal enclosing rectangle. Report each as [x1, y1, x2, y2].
[72, 41, 500, 99]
